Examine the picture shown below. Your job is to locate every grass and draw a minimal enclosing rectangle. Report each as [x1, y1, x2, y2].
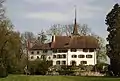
[0, 75, 120, 81]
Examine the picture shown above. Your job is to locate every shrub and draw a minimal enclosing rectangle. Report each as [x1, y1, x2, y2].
[0, 63, 8, 78]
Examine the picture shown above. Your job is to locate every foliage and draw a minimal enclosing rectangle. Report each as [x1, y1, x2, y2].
[28, 60, 52, 75]
[106, 3, 120, 76]
[1, 75, 120, 81]
[94, 63, 109, 73]
[38, 30, 47, 44]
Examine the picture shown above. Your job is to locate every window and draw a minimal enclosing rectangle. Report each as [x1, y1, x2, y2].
[31, 51, 34, 54]
[71, 61, 76, 66]
[83, 49, 88, 52]
[71, 49, 77, 52]
[62, 54, 66, 58]
[37, 56, 39, 59]
[81, 61, 87, 64]
[56, 61, 60, 65]
[43, 50, 48, 53]
[48, 57, 51, 59]
[78, 55, 85, 58]
[72, 55, 77, 58]
[41, 55, 45, 59]
[86, 55, 92, 58]
[37, 51, 39, 54]
[57, 55, 62, 59]
[62, 61, 66, 65]
[89, 49, 94, 52]
[53, 55, 56, 58]
[53, 49, 57, 53]
[58, 49, 68, 53]
[31, 56, 34, 59]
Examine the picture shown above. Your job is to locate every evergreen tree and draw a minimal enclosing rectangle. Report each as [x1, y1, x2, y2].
[106, 3, 120, 76]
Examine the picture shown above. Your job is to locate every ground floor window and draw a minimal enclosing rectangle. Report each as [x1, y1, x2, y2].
[31, 56, 34, 59]
[56, 61, 60, 65]
[71, 60, 76, 66]
[37, 56, 39, 59]
[81, 61, 87, 65]
[62, 61, 66, 65]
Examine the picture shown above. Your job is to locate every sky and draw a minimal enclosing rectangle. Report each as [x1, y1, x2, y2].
[5, 0, 119, 39]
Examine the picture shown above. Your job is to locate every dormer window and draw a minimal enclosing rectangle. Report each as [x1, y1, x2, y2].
[83, 49, 88, 52]
[71, 49, 77, 52]
[89, 49, 94, 52]
[53, 49, 57, 53]
[43, 50, 48, 53]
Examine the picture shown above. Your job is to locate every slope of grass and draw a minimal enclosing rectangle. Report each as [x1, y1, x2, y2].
[0, 75, 120, 81]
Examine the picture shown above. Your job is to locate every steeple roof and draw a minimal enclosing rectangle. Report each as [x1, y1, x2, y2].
[72, 6, 79, 36]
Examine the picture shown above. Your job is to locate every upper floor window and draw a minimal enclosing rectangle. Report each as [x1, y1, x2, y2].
[72, 55, 77, 58]
[62, 54, 66, 58]
[86, 55, 92, 58]
[71, 49, 77, 52]
[43, 50, 48, 53]
[83, 49, 88, 52]
[31, 51, 34, 54]
[53, 55, 56, 58]
[89, 49, 94, 52]
[37, 51, 39, 54]
[78, 55, 85, 58]
[57, 55, 62, 59]
[81, 61, 87, 65]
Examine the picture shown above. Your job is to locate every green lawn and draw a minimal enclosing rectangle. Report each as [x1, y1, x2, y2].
[0, 75, 120, 81]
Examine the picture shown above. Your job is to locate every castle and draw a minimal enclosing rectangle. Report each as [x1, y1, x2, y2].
[27, 9, 98, 66]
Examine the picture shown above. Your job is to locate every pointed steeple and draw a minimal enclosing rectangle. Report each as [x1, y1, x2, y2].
[72, 6, 79, 36]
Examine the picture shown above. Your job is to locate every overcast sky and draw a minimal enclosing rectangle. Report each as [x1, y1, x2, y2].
[6, 0, 118, 39]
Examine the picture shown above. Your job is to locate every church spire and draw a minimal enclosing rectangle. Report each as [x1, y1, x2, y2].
[72, 5, 79, 36]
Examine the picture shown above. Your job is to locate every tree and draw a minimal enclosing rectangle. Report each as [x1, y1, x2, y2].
[47, 24, 107, 63]
[38, 30, 47, 44]
[106, 3, 120, 76]
[47, 24, 91, 36]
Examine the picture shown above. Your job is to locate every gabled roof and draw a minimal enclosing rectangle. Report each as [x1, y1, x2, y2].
[51, 36, 98, 49]
[29, 43, 51, 50]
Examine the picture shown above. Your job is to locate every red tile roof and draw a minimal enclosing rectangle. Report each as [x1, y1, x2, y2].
[30, 35, 98, 50]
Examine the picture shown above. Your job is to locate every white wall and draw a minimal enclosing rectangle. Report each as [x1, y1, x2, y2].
[28, 49, 97, 66]
[52, 49, 96, 66]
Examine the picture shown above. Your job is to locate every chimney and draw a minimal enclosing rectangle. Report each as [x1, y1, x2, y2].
[52, 35, 55, 42]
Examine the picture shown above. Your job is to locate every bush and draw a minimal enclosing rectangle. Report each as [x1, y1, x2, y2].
[28, 60, 52, 75]
[0, 63, 8, 78]
[58, 66, 76, 75]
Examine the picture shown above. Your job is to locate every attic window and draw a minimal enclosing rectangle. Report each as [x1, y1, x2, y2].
[71, 49, 77, 52]
[65, 43, 69, 45]
[58, 49, 68, 53]
[83, 49, 88, 52]
[89, 49, 94, 52]
[53, 50, 57, 53]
